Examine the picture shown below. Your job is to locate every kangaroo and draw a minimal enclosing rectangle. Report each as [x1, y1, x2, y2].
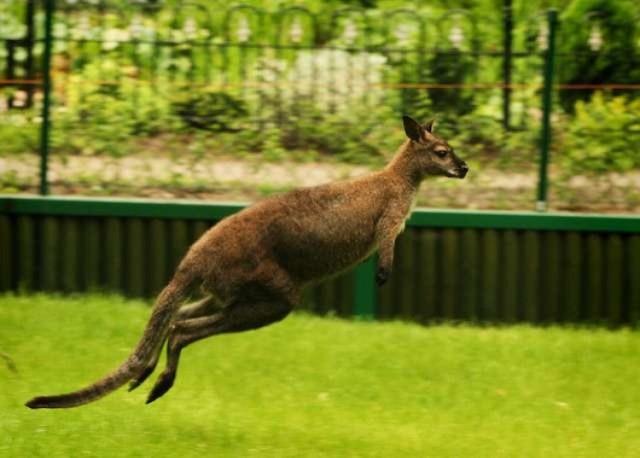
[26, 115, 468, 409]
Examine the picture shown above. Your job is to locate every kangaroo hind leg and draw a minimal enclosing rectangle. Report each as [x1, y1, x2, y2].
[145, 293, 294, 404]
[129, 295, 220, 392]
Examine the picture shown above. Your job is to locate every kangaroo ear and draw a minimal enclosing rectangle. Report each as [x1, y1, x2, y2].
[402, 115, 423, 142]
[424, 119, 436, 133]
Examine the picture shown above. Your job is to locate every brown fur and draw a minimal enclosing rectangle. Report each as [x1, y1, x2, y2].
[25, 116, 468, 409]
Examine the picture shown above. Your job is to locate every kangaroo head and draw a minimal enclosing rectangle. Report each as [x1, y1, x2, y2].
[401, 115, 469, 180]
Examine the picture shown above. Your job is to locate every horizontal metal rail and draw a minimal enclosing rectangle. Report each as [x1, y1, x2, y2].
[3, 78, 639, 91]
[2, 195, 640, 233]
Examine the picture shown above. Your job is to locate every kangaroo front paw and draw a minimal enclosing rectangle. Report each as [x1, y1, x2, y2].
[376, 267, 391, 286]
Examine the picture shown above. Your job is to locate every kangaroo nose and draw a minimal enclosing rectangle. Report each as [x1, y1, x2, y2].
[459, 162, 469, 178]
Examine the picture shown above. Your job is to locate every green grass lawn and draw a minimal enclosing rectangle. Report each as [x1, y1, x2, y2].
[1, 294, 639, 457]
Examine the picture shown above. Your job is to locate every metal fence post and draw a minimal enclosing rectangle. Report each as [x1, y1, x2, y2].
[502, 0, 513, 130]
[536, 9, 558, 211]
[39, 0, 55, 196]
[25, 0, 36, 108]
[353, 256, 376, 319]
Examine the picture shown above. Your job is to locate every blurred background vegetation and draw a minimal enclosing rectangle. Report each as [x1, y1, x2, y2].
[0, 0, 639, 211]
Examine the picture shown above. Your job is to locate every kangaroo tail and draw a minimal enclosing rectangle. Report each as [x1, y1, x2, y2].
[25, 272, 197, 409]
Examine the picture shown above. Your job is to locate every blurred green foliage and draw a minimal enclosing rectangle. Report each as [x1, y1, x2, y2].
[560, 92, 640, 174]
[0, 0, 639, 178]
[558, 0, 640, 111]
[54, 62, 176, 156]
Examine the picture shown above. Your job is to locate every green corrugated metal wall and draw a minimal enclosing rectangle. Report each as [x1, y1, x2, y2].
[1, 197, 639, 325]
[0, 214, 361, 318]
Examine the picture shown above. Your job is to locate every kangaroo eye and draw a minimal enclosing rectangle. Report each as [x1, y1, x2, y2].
[435, 150, 448, 158]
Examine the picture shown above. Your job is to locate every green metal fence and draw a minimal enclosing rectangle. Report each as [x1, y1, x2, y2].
[2, 195, 639, 326]
[2, 2, 639, 210]
[1, 1, 604, 208]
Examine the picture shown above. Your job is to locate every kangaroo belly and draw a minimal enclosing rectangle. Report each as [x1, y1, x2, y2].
[269, 215, 378, 282]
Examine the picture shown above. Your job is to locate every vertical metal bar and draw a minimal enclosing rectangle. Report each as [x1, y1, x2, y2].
[39, 0, 55, 196]
[353, 256, 376, 320]
[536, 9, 557, 211]
[502, 0, 513, 130]
[5, 40, 15, 108]
[25, 0, 36, 107]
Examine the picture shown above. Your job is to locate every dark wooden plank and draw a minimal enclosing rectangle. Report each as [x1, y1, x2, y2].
[148, 219, 168, 297]
[323, 278, 339, 316]
[542, 231, 561, 323]
[521, 231, 540, 323]
[460, 229, 479, 321]
[41, 216, 59, 292]
[417, 229, 438, 323]
[81, 218, 101, 291]
[60, 217, 79, 293]
[16, 216, 35, 290]
[501, 230, 518, 322]
[169, 220, 190, 272]
[563, 232, 582, 322]
[585, 234, 604, 322]
[605, 234, 624, 325]
[308, 285, 321, 314]
[396, 231, 417, 320]
[480, 230, 499, 322]
[441, 229, 458, 320]
[299, 288, 315, 313]
[192, 220, 210, 241]
[628, 235, 640, 326]
[125, 218, 145, 298]
[336, 273, 353, 318]
[104, 218, 123, 292]
[0, 216, 12, 291]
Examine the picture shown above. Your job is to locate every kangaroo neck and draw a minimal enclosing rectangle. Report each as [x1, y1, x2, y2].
[384, 141, 423, 189]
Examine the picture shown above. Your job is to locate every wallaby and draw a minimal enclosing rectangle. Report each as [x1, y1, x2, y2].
[26, 115, 468, 409]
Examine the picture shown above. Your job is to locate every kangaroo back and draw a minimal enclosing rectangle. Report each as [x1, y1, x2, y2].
[25, 272, 196, 409]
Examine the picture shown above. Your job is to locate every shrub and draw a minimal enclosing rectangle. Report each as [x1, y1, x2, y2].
[560, 92, 640, 174]
[428, 49, 476, 116]
[558, 0, 640, 111]
[0, 106, 39, 156]
[234, 50, 399, 164]
[171, 90, 248, 133]
[54, 60, 176, 156]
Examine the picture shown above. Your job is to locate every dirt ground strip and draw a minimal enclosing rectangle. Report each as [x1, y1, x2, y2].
[1, 154, 638, 213]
